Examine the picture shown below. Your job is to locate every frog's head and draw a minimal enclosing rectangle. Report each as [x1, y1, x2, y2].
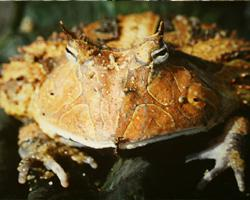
[59, 21, 99, 65]
[30, 19, 169, 149]
[60, 19, 168, 69]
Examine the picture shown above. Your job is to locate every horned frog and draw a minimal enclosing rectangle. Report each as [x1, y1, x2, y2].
[0, 12, 250, 192]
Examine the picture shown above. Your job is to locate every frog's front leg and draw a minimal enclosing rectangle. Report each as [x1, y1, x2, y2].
[186, 116, 249, 192]
[17, 123, 97, 188]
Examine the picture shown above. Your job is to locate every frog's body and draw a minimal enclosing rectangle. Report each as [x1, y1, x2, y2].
[0, 12, 250, 191]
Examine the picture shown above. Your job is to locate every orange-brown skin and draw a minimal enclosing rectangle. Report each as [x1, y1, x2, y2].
[30, 27, 165, 147]
[1, 12, 248, 147]
[117, 63, 221, 142]
[84, 12, 160, 49]
[0, 34, 67, 118]
[1, 11, 250, 190]
[29, 24, 236, 148]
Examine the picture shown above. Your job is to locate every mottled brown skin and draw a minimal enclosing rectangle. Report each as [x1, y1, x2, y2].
[118, 61, 220, 142]
[0, 12, 250, 191]
[0, 34, 67, 118]
[29, 21, 236, 149]
[30, 27, 167, 148]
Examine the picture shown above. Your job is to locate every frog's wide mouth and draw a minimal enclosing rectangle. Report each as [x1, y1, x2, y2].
[37, 117, 117, 149]
[118, 125, 210, 150]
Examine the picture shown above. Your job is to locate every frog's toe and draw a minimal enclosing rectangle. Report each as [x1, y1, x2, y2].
[197, 163, 228, 191]
[57, 145, 97, 169]
[17, 157, 33, 184]
[186, 116, 249, 192]
[43, 155, 69, 187]
[188, 148, 246, 192]
[18, 143, 70, 187]
[17, 123, 97, 187]
[18, 140, 97, 187]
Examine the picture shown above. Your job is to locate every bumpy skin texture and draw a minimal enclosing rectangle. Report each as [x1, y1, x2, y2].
[0, 33, 67, 118]
[1, 12, 249, 142]
[31, 24, 230, 149]
[28, 12, 245, 148]
[163, 15, 250, 106]
[0, 12, 250, 190]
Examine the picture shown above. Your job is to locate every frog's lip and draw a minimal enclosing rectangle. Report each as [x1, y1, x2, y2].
[37, 117, 116, 149]
[118, 126, 210, 150]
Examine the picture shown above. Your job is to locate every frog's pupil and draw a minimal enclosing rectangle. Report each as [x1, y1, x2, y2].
[66, 47, 77, 59]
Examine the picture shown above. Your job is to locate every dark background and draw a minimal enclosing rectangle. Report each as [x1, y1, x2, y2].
[0, 2, 250, 200]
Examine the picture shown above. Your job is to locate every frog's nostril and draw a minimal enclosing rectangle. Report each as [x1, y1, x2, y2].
[193, 97, 200, 102]
[193, 98, 207, 109]
[16, 76, 25, 81]
[187, 94, 206, 108]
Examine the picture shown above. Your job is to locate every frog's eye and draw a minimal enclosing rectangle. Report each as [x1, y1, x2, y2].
[65, 45, 78, 63]
[151, 41, 169, 65]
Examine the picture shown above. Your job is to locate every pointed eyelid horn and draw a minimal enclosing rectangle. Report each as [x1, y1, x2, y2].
[156, 20, 164, 37]
[60, 19, 166, 60]
[59, 20, 77, 39]
[146, 20, 164, 40]
[125, 20, 165, 51]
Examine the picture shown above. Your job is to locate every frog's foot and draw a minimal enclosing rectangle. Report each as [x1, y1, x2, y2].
[186, 116, 249, 192]
[17, 123, 97, 188]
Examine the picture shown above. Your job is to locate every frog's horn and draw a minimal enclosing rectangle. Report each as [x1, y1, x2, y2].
[150, 21, 169, 65]
[156, 21, 164, 37]
[60, 21, 97, 63]
[142, 20, 164, 41]
[59, 21, 77, 39]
